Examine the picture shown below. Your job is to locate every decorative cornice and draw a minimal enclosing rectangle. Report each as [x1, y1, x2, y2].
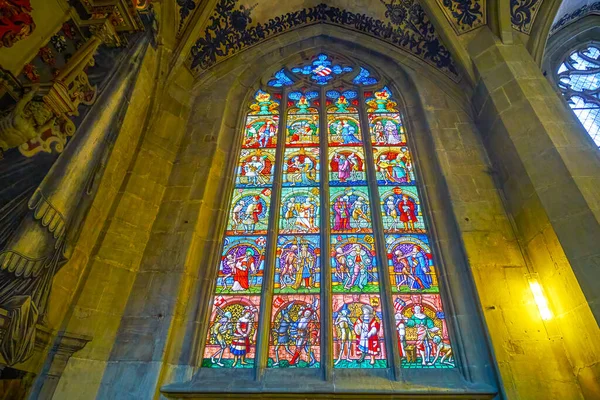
[189, 0, 459, 81]
[550, 1, 600, 36]
[510, 0, 543, 34]
[436, 0, 486, 35]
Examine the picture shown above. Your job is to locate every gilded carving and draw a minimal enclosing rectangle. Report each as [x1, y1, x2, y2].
[0, 0, 36, 48]
[0, 88, 55, 155]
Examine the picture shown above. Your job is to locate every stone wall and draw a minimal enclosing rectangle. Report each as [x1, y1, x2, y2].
[49, 42, 192, 399]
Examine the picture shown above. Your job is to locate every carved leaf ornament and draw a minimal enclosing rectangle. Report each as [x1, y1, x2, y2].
[190, 0, 459, 81]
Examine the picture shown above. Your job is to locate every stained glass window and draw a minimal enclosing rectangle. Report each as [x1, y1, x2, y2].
[557, 45, 600, 147]
[202, 55, 456, 372]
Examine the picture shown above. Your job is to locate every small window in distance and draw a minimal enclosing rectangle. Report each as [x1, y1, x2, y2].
[557, 45, 600, 147]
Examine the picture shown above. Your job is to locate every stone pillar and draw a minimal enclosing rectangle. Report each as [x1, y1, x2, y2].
[469, 28, 600, 398]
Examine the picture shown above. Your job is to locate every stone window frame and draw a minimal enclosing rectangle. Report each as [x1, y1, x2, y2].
[543, 14, 600, 149]
[161, 29, 500, 398]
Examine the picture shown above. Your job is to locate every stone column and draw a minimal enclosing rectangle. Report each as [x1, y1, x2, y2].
[468, 28, 600, 398]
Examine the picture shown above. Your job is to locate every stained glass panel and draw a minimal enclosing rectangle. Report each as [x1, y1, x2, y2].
[392, 294, 454, 368]
[243, 115, 279, 149]
[368, 113, 405, 146]
[379, 186, 426, 233]
[290, 53, 353, 85]
[328, 114, 362, 146]
[286, 113, 320, 147]
[227, 188, 272, 235]
[326, 90, 359, 114]
[352, 67, 378, 86]
[202, 295, 260, 368]
[236, 148, 276, 188]
[282, 148, 320, 187]
[330, 186, 372, 233]
[373, 146, 416, 185]
[330, 234, 379, 293]
[204, 76, 460, 374]
[215, 236, 267, 294]
[332, 294, 387, 368]
[275, 235, 321, 294]
[268, 295, 321, 368]
[386, 234, 437, 293]
[328, 147, 367, 186]
[279, 187, 320, 234]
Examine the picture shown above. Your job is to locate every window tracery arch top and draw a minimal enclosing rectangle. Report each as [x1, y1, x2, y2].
[557, 44, 600, 147]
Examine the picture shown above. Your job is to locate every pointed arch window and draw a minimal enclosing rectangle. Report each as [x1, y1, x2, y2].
[201, 53, 456, 371]
[557, 44, 600, 147]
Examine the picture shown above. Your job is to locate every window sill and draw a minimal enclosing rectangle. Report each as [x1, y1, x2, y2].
[161, 368, 498, 399]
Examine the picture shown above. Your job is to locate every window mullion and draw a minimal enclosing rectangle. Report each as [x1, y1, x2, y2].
[357, 86, 402, 380]
[319, 85, 333, 381]
[255, 88, 289, 380]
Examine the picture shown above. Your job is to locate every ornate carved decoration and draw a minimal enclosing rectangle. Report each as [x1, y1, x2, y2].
[510, 0, 543, 34]
[177, 0, 198, 34]
[189, 0, 459, 81]
[0, 0, 36, 48]
[436, 0, 485, 34]
[550, 1, 600, 36]
[38, 47, 56, 67]
[74, 0, 144, 34]
[0, 29, 109, 158]
[22, 63, 39, 83]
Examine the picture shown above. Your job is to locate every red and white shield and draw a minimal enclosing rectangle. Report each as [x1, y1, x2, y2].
[313, 65, 332, 77]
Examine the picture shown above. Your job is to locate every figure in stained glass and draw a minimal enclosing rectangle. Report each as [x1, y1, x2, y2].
[328, 114, 362, 145]
[379, 186, 425, 233]
[332, 295, 386, 368]
[275, 235, 320, 294]
[269, 295, 320, 368]
[280, 188, 320, 234]
[331, 235, 378, 293]
[203, 296, 260, 368]
[330, 187, 372, 233]
[393, 295, 453, 368]
[216, 236, 266, 294]
[329, 147, 366, 186]
[236, 149, 275, 187]
[386, 234, 436, 293]
[283, 148, 320, 186]
[374, 147, 415, 185]
[227, 189, 271, 235]
[369, 114, 405, 146]
[286, 114, 319, 146]
[243, 115, 279, 148]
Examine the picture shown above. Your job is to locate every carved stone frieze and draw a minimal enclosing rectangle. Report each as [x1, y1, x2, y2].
[436, 0, 486, 34]
[510, 0, 543, 34]
[189, 0, 459, 81]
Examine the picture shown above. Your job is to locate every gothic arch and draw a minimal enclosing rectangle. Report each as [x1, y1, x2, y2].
[160, 26, 500, 397]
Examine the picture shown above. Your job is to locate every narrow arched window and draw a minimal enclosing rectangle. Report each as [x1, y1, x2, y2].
[557, 44, 600, 147]
[201, 54, 455, 370]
